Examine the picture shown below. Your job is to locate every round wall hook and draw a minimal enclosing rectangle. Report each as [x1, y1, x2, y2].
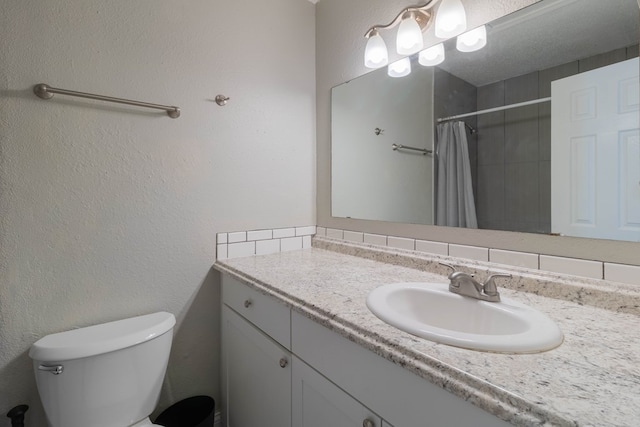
[215, 95, 230, 106]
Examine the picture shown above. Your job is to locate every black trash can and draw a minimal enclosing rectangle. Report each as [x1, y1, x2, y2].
[154, 396, 215, 427]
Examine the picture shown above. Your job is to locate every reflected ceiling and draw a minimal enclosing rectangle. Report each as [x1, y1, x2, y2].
[438, 0, 639, 86]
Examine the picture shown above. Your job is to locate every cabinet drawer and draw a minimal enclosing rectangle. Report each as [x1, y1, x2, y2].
[222, 274, 291, 349]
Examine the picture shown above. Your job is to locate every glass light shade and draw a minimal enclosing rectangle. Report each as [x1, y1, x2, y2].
[396, 14, 424, 55]
[387, 57, 412, 78]
[456, 25, 487, 52]
[364, 31, 389, 68]
[435, 0, 467, 38]
[418, 43, 445, 66]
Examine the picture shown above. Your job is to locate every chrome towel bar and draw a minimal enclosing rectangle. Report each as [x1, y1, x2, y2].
[391, 143, 432, 155]
[33, 83, 180, 118]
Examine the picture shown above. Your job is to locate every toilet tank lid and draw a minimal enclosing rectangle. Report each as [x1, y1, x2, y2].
[29, 312, 176, 361]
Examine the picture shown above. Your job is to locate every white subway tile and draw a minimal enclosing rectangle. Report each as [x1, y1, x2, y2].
[296, 225, 316, 236]
[364, 233, 387, 246]
[449, 244, 489, 262]
[604, 263, 640, 285]
[273, 227, 296, 238]
[216, 233, 228, 244]
[326, 228, 344, 239]
[387, 236, 415, 251]
[227, 241, 255, 259]
[247, 229, 273, 241]
[490, 249, 538, 269]
[281, 236, 303, 252]
[228, 231, 247, 243]
[302, 235, 312, 249]
[540, 255, 603, 279]
[416, 240, 448, 256]
[316, 227, 327, 237]
[256, 239, 280, 256]
[216, 244, 228, 260]
[344, 231, 364, 243]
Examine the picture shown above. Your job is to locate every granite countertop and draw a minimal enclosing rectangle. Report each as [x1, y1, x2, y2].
[214, 238, 640, 427]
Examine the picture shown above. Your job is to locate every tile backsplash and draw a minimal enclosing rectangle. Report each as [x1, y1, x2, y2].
[216, 225, 640, 286]
[315, 227, 640, 286]
[217, 226, 315, 260]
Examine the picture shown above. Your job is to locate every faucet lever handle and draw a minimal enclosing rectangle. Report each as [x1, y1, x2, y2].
[439, 262, 474, 276]
[483, 273, 512, 296]
[439, 262, 455, 273]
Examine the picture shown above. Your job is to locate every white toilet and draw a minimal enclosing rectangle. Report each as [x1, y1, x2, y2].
[29, 311, 176, 427]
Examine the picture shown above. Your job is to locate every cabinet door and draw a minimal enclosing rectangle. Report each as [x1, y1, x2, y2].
[292, 356, 382, 427]
[222, 306, 291, 427]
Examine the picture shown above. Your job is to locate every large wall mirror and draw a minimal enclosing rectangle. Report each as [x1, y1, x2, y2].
[332, 0, 639, 244]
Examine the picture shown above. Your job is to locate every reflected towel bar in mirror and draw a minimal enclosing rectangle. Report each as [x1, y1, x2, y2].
[33, 83, 181, 118]
[391, 143, 432, 155]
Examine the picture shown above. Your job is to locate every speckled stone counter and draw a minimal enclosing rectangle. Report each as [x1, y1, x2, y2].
[213, 238, 640, 427]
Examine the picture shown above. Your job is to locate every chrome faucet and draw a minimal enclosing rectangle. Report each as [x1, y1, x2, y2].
[440, 263, 511, 302]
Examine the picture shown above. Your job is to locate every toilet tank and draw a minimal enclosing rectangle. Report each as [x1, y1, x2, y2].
[29, 312, 176, 427]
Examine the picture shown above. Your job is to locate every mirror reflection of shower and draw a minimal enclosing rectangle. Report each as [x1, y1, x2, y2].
[331, 0, 640, 242]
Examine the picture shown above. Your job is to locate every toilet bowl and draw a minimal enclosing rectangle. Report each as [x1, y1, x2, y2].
[29, 311, 176, 427]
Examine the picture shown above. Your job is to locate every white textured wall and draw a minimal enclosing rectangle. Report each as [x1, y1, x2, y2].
[0, 0, 315, 425]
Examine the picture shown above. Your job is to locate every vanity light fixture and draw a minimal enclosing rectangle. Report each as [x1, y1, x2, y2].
[388, 57, 412, 78]
[418, 43, 445, 66]
[364, 0, 466, 68]
[364, 0, 470, 72]
[456, 25, 487, 52]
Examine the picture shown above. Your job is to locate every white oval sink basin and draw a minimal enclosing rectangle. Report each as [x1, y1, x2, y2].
[366, 282, 563, 353]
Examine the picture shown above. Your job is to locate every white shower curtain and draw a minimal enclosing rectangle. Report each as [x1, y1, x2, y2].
[435, 121, 478, 228]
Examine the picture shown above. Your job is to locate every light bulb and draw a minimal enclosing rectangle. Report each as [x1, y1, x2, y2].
[364, 30, 389, 68]
[396, 13, 424, 55]
[435, 0, 467, 38]
[387, 57, 412, 78]
[456, 25, 487, 52]
[418, 43, 445, 66]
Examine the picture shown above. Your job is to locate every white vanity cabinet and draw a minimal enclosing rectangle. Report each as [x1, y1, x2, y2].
[221, 274, 510, 427]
